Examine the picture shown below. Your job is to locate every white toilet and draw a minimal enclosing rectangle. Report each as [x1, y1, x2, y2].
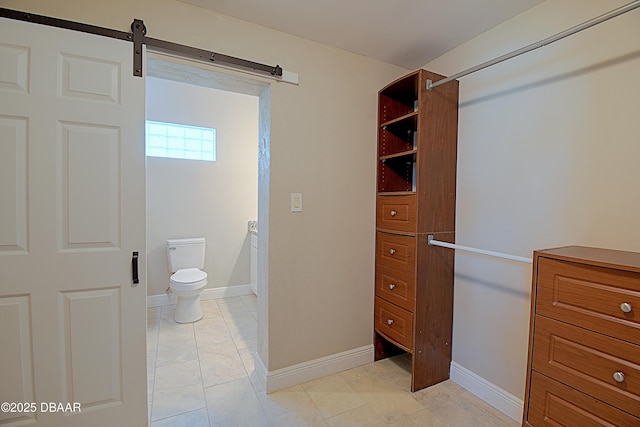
[166, 237, 208, 323]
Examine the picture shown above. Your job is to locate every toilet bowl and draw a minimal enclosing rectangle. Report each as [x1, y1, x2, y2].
[166, 238, 207, 323]
[170, 268, 207, 323]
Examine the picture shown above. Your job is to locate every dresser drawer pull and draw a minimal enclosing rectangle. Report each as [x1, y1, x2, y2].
[613, 371, 625, 383]
[390, 210, 397, 217]
[387, 319, 394, 325]
[620, 302, 633, 313]
[389, 283, 396, 290]
[389, 249, 396, 255]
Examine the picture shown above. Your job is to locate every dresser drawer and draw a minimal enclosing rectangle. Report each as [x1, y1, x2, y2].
[527, 371, 640, 427]
[536, 257, 640, 343]
[375, 263, 415, 311]
[532, 315, 640, 416]
[376, 195, 417, 233]
[376, 231, 416, 273]
[374, 297, 413, 351]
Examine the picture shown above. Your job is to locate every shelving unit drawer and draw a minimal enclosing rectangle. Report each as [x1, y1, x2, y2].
[536, 257, 640, 343]
[376, 195, 416, 233]
[375, 263, 415, 311]
[376, 231, 415, 273]
[374, 297, 413, 351]
[532, 315, 640, 416]
[527, 371, 640, 426]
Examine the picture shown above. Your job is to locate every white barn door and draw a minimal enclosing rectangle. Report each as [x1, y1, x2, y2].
[0, 18, 147, 426]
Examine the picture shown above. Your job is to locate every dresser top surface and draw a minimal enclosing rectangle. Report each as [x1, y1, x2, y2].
[535, 245, 640, 273]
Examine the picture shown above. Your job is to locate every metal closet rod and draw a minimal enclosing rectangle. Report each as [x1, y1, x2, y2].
[427, 235, 533, 264]
[427, 0, 640, 90]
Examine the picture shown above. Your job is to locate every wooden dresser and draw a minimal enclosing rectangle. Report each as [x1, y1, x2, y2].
[374, 69, 459, 392]
[523, 246, 640, 426]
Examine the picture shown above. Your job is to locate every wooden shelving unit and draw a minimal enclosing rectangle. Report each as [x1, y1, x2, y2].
[374, 69, 459, 392]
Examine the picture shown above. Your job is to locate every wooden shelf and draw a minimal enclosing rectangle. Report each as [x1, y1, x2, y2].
[379, 112, 417, 162]
[380, 111, 418, 129]
[378, 71, 419, 124]
[376, 191, 416, 196]
[380, 150, 416, 162]
[377, 155, 415, 193]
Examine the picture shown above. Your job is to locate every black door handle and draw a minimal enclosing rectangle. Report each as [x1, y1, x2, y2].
[132, 252, 139, 285]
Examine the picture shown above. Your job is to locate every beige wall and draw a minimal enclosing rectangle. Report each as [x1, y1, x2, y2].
[3, 0, 407, 372]
[145, 76, 258, 296]
[425, 0, 640, 398]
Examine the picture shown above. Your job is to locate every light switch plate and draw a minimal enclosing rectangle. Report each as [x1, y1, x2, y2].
[291, 193, 303, 212]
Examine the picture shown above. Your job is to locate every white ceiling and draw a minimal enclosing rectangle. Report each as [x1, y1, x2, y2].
[180, 0, 544, 69]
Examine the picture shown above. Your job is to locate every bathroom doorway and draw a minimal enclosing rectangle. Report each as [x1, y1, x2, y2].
[145, 72, 260, 299]
[144, 53, 270, 423]
[144, 52, 269, 300]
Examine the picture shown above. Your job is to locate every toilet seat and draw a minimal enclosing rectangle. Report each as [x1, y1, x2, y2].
[170, 268, 207, 292]
[171, 267, 207, 283]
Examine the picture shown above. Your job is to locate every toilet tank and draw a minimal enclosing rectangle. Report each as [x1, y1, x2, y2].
[166, 238, 205, 272]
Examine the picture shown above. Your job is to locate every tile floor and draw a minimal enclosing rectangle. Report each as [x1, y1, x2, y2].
[147, 295, 518, 426]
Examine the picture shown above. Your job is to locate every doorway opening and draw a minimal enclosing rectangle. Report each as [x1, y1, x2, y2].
[144, 52, 270, 423]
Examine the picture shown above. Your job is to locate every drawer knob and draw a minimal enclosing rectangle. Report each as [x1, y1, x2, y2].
[387, 319, 394, 325]
[389, 249, 396, 255]
[620, 302, 632, 313]
[390, 210, 397, 217]
[389, 283, 396, 290]
[613, 371, 625, 383]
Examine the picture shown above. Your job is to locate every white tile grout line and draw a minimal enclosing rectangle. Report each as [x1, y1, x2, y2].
[193, 321, 210, 427]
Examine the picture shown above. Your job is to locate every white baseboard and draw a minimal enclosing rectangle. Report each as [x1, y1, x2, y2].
[147, 284, 254, 308]
[264, 345, 374, 393]
[449, 362, 523, 422]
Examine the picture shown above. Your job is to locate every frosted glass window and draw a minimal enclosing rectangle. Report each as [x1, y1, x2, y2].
[146, 121, 216, 161]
